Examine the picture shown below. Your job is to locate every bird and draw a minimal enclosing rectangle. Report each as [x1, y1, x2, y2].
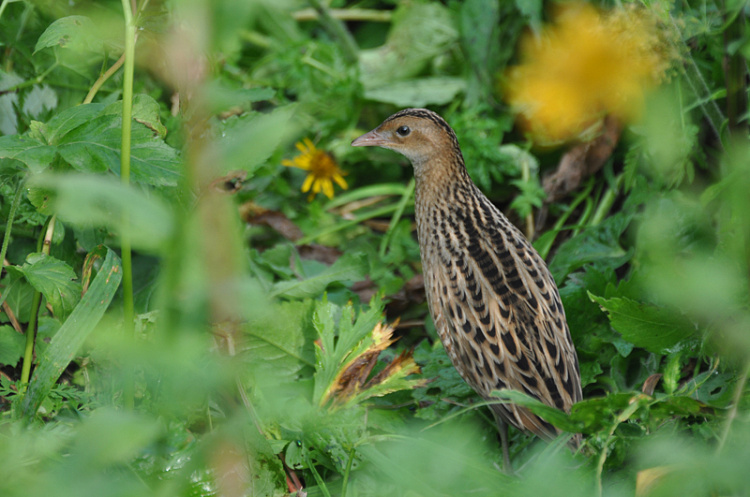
[352, 108, 582, 469]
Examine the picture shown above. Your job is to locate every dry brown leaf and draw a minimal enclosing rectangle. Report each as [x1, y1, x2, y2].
[543, 115, 623, 203]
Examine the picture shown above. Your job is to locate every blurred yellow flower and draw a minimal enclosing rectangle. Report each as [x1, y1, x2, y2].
[505, 3, 673, 145]
[283, 138, 348, 200]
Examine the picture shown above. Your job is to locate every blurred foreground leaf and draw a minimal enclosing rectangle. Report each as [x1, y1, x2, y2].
[30, 174, 174, 253]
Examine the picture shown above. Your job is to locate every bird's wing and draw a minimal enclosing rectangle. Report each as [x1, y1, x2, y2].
[426, 188, 581, 439]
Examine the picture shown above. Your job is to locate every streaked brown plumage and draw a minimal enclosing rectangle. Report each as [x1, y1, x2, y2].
[352, 108, 582, 466]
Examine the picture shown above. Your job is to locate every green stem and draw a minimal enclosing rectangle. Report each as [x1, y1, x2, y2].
[293, 7, 393, 22]
[20, 216, 56, 392]
[1, 62, 60, 93]
[304, 451, 332, 497]
[0, 179, 23, 272]
[595, 397, 643, 497]
[340, 447, 356, 497]
[589, 174, 622, 227]
[20, 292, 42, 391]
[378, 177, 414, 257]
[536, 178, 594, 260]
[120, 0, 136, 409]
[83, 51, 126, 104]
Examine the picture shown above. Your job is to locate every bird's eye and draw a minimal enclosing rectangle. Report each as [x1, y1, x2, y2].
[396, 125, 411, 137]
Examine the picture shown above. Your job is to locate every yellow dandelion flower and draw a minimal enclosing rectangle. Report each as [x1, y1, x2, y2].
[505, 2, 674, 145]
[282, 138, 348, 200]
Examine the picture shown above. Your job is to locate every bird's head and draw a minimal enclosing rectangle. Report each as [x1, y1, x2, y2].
[351, 108, 461, 168]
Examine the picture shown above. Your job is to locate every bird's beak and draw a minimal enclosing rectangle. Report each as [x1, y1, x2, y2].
[351, 129, 387, 147]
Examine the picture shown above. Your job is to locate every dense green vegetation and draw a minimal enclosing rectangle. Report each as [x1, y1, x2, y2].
[1, 0, 749, 496]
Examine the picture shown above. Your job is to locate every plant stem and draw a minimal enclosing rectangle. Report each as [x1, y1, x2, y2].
[294, 7, 392, 22]
[340, 447, 356, 497]
[0, 178, 23, 274]
[83, 52, 127, 104]
[120, 0, 136, 409]
[304, 451, 332, 497]
[20, 215, 55, 392]
[595, 396, 643, 497]
[378, 177, 414, 257]
[590, 174, 622, 227]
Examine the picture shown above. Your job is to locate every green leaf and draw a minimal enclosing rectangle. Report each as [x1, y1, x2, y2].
[244, 299, 317, 385]
[0, 325, 25, 367]
[71, 408, 161, 466]
[57, 114, 181, 186]
[34, 16, 102, 54]
[20, 253, 81, 320]
[359, 2, 458, 88]
[30, 173, 174, 253]
[104, 94, 167, 138]
[0, 135, 56, 173]
[41, 103, 105, 144]
[270, 252, 368, 299]
[364, 77, 466, 107]
[312, 297, 384, 406]
[22, 248, 122, 419]
[588, 293, 699, 354]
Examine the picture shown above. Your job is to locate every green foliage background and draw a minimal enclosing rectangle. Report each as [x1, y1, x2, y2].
[1, 0, 749, 496]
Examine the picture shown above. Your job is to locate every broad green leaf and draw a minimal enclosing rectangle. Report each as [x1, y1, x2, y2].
[34, 16, 102, 54]
[22, 248, 122, 419]
[41, 103, 105, 144]
[57, 115, 181, 186]
[30, 174, 174, 253]
[20, 253, 81, 320]
[205, 81, 274, 113]
[0, 274, 35, 323]
[459, 0, 500, 104]
[0, 325, 25, 367]
[549, 215, 632, 282]
[270, 252, 368, 299]
[0, 135, 56, 173]
[589, 293, 699, 354]
[104, 94, 167, 138]
[359, 2, 458, 88]
[70, 408, 161, 466]
[364, 77, 466, 107]
[243, 299, 316, 386]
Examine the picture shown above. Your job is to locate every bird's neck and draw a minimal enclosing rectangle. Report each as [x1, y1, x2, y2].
[413, 152, 474, 233]
[412, 152, 470, 203]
